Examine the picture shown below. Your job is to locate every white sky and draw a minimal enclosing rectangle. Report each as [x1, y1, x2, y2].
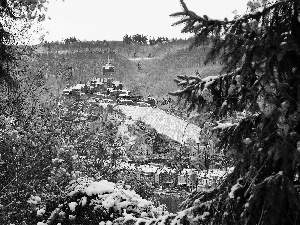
[41, 0, 249, 42]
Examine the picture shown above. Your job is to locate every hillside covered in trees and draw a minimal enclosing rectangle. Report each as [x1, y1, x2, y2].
[34, 38, 221, 98]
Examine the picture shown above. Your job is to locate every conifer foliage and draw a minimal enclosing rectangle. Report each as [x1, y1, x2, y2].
[168, 0, 300, 224]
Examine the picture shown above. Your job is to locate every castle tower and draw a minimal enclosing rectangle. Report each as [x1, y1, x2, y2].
[102, 55, 115, 78]
[102, 55, 115, 88]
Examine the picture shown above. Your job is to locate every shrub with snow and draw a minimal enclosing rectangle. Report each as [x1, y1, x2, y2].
[39, 179, 166, 224]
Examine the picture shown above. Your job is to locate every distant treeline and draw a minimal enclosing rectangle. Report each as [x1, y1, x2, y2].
[123, 34, 179, 45]
[38, 37, 191, 58]
[43, 38, 116, 49]
[43, 35, 186, 47]
[63, 34, 184, 45]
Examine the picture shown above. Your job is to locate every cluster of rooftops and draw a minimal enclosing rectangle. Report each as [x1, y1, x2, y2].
[62, 60, 156, 107]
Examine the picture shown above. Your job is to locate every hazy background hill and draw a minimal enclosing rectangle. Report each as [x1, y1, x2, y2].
[34, 39, 222, 99]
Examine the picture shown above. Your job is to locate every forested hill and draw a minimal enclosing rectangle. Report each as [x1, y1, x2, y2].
[34, 39, 222, 98]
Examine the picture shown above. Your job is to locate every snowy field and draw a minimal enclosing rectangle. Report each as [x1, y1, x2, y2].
[116, 105, 201, 144]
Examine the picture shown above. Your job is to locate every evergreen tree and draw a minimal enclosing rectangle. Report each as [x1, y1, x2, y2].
[132, 34, 148, 44]
[149, 37, 156, 45]
[64, 36, 78, 45]
[168, 0, 300, 224]
[123, 34, 132, 44]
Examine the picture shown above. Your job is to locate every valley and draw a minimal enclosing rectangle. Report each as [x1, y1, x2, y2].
[35, 39, 222, 99]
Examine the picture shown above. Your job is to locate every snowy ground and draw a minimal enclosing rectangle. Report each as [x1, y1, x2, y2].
[116, 105, 201, 144]
[128, 57, 155, 61]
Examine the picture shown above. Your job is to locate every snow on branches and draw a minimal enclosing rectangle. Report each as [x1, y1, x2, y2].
[169, 69, 242, 119]
[168, 1, 300, 224]
[38, 179, 165, 225]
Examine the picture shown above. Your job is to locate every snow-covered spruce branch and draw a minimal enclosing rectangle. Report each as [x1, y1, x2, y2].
[226, 32, 254, 43]
[171, 0, 296, 28]
[169, 68, 241, 97]
[177, 0, 201, 20]
[114, 204, 213, 225]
